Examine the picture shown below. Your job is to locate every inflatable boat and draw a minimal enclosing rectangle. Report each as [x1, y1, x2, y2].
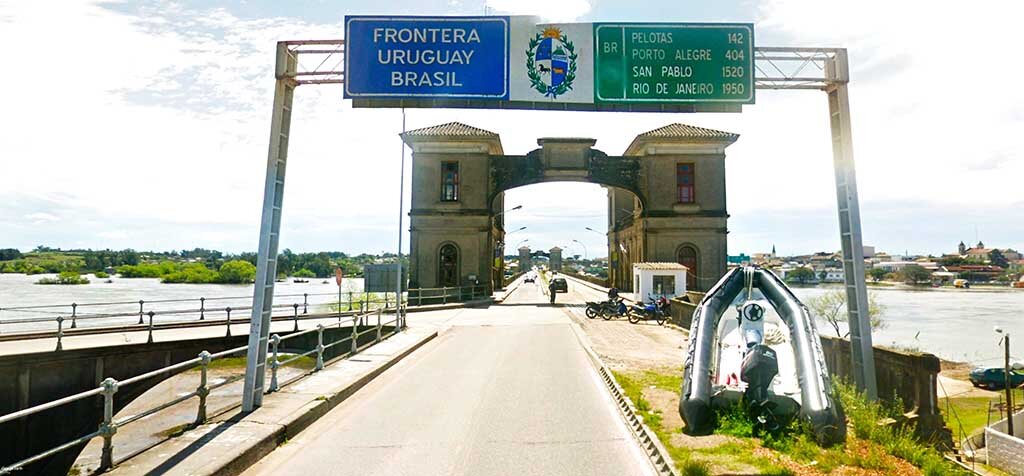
[679, 266, 846, 445]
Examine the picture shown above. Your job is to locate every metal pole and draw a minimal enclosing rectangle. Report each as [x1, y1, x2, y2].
[146, 311, 155, 344]
[292, 303, 299, 332]
[225, 307, 232, 337]
[269, 334, 280, 393]
[396, 108, 407, 330]
[196, 351, 210, 424]
[55, 316, 64, 351]
[826, 49, 877, 399]
[70, 303, 77, 329]
[98, 378, 118, 471]
[1005, 333, 1014, 436]
[200, 297, 206, 320]
[243, 41, 297, 412]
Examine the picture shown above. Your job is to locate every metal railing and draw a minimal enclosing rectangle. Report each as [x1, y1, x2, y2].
[0, 285, 486, 348]
[408, 285, 487, 306]
[0, 307, 400, 475]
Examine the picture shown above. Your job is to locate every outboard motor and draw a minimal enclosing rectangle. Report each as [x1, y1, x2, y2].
[741, 344, 781, 434]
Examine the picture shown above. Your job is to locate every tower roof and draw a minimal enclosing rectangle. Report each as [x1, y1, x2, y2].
[402, 122, 498, 137]
[401, 122, 503, 154]
[625, 123, 739, 156]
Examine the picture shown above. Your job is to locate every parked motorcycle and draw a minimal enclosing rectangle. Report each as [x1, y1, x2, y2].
[627, 295, 670, 325]
[586, 298, 628, 320]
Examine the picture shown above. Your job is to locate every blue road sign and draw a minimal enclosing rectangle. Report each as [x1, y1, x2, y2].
[344, 16, 509, 99]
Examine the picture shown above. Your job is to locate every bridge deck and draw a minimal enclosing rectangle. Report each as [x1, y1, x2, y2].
[240, 282, 656, 476]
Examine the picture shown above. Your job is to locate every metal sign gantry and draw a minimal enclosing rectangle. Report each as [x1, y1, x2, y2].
[241, 40, 878, 412]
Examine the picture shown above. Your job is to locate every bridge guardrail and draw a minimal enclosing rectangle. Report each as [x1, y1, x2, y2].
[0, 306, 401, 475]
[0, 285, 487, 347]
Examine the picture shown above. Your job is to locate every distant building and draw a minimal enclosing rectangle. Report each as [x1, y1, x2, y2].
[632, 262, 688, 299]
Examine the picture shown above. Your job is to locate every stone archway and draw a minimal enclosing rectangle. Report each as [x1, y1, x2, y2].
[677, 244, 699, 291]
[402, 122, 737, 294]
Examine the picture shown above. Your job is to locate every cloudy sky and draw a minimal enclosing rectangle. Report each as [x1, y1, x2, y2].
[1, 0, 1021, 258]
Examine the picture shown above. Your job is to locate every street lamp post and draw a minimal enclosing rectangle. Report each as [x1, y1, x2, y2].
[572, 239, 588, 260]
[996, 327, 1015, 436]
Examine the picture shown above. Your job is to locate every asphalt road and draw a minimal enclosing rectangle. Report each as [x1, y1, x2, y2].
[242, 279, 656, 476]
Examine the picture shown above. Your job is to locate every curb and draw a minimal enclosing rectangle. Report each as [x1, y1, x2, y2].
[565, 315, 679, 476]
[214, 330, 439, 476]
[108, 329, 438, 476]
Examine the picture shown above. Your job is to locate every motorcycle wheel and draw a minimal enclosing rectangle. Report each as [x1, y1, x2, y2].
[601, 311, 613, 321]
[656, 315, 666, 326]
[627, 313, 640, 324]
[585, 307, 597, 319]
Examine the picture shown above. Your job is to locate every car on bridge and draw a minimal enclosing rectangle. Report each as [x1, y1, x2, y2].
[969, 367, 1024, 390]
[550, 277, 568, 293]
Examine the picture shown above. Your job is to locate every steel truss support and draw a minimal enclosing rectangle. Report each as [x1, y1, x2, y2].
[242, 41, 877, 410]
[755, 47, 878, 399]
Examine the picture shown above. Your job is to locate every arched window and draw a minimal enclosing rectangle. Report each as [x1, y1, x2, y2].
[439, 244, 459, 287]
[677, 245, 699, 290]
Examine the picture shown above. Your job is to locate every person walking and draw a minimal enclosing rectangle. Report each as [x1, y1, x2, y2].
[548, 279, 557, 304]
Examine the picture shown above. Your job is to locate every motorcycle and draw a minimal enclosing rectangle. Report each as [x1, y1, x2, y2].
[585, 298, 627, 320]
[627, 295, 670, 325]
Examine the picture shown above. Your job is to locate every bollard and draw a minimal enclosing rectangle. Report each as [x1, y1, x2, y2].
[303, 293, 308, 314]
[350, 316, 358, 355]
[199, 297, 206, 320]
[269, 334, 281, 392]
[292, 303, 299, 332]
[376, 309, 382, 343]
[98, 377, 119, 472]
[138, 300, 145, 324]
[315, 325, 325, 371]
[225, 307, 232, 337]
[196, 351, 211, 424]
[70, 303, 78, 329]
[348, 291, 354, 312]
[146, 311, 155, 344]
[55, 316, 64, 351]
[443, 286, 448, 305]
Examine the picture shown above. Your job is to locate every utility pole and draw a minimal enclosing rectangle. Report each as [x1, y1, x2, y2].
[1005, 332, 1014, 436]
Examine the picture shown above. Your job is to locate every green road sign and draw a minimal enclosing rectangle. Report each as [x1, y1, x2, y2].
[594, 23, 754, 104]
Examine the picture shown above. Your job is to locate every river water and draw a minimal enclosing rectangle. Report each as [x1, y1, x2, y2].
[1, 274, 1022, 365]
[790, 285, 1024, 366]
[0, 273, 365, 334]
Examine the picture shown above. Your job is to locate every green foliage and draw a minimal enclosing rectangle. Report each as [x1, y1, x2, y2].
[94, 271, 110, 279]
[36, 271, 90, 285]
[293, 268, 316, 278]
[714, 403, 755, 438]
[806, 288, 886, 338]
[899, 264, 933, 284]
[218, 260, 256, 284]
[161, 263, 220, 284]
[0, 248, 22, 260]
[868, 266, 888, 282]
[785, 267, 816, 284]
[834, 381, 970, 475]
[117, 261, 179, 278]
[989, 249, 1009, 268]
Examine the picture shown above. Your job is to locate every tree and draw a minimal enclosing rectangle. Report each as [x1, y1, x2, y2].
[787, 267, 816, 284]
[218, 260, 257, 284]
[899, 264, 932, 284]
[0, 249, 22, 261]
[868, 267, 888, 282]
[989, 249, 1009, 268]
[293, 268, 316, 278]
[806, 289, 886, 338]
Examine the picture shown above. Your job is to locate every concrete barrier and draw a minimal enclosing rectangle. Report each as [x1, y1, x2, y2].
[986, 423, 1024, 475]
[819, 335, 951, 447]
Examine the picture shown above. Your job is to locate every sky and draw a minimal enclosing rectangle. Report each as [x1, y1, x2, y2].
[0, 0, 1021, 258]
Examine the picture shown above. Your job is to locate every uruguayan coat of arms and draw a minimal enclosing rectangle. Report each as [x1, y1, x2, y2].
[526, 27, 578, 98]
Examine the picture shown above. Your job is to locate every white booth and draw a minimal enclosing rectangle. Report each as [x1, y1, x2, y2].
[632, 262, 688, 301]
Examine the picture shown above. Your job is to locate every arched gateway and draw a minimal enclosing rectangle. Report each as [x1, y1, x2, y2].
[401, 122, 738, 293]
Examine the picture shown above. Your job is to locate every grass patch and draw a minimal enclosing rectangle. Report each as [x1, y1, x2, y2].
[156, 422, 192, 438]
[942, 387, 1023, 439]
[200, 355, 316, 371]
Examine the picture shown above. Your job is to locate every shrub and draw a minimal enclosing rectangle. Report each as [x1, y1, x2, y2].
[161, 263, 219, 284]
[293, 268, 316, 278]
[94, 271, 110, 278]
[218, 260, 256, 284]
[37, 271, 89, 285]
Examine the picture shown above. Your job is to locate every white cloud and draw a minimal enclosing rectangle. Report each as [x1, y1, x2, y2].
[0, 0, 1020, 256]
[25, 212, 59, 224]
[485, 0, 591, 21]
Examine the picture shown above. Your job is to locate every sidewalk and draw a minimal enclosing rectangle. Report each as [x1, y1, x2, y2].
[105, 326, 437, 476]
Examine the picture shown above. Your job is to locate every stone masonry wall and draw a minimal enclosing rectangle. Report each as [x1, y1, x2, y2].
[986, 427, 1024, 475]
